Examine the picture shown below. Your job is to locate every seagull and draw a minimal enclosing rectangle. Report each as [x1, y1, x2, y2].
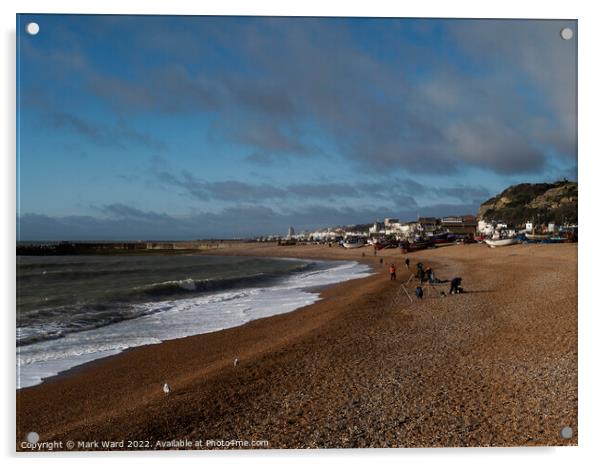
[233, 357, 240, 367]
[163, 383, 171, 394]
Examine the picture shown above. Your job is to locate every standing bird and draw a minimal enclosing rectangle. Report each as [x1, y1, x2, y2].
[163, 383, 171, 394]
[233, 357, 240, 367]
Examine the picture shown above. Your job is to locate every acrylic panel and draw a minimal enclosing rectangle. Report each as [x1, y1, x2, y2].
[16, 14, 577, 451]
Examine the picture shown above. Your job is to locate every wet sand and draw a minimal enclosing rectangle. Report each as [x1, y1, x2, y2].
[16, 242, 577, 449]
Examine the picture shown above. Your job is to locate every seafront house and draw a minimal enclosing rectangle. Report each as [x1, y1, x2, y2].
[440, 215, 478, 236]
[417, 217, 439, 236]
[369, 220, 386, 236]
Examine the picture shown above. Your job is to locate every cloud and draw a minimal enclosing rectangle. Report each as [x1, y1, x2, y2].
[446, 20, 577, 161]
[218, 119, 310, 155]
[156, 171, 288, 201]
[87, 65, 220, 115]
[155, 169, 430, 204]
[154, 169, 492, 211]
[99, 204, 173, 222]
[23, 18, 575, 176]
[18, 198, 482, 241]
[445, 118, 546, 174]
[432, 185, 491, 203]
[47, 111, 167, 152]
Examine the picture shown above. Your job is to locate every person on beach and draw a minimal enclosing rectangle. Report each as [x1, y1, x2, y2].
[417, 267, 426, 283]
[405, 258, 410, 269]
[449, 277, 463, 294]
[389, 264, 397, 281]
[416, 262, 424, 278]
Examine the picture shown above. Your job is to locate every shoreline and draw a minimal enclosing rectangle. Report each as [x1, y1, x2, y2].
[17, 254, 375, 390]
[17, 243, 577, 448]
[22, 264, 376, 389]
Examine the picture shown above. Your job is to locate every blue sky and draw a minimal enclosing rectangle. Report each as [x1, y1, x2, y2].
[17, 15, 577, 240]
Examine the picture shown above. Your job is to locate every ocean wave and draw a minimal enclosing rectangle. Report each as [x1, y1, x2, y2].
[17, 259, 372, 388]
[134, 273, 267, 296]
[133, 262, 315, 298]
[17, 302, 175, 347]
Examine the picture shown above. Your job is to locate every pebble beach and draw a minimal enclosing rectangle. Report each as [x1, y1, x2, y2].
[16, 242, 577, 449]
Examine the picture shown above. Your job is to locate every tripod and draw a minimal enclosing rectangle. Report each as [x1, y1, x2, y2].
[392, 274, 447, 308]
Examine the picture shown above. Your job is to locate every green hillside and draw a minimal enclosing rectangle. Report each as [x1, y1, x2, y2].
[478, 180, 577, 226]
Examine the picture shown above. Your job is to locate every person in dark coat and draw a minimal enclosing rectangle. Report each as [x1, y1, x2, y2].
[449, 277, 463, 294]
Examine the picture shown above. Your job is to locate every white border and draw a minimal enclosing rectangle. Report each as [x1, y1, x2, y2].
[3, 1, 601, 465]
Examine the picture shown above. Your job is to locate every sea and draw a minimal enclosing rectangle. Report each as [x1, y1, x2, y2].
[16, 254, 371, 389]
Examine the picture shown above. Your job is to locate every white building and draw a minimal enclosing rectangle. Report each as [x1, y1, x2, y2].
[344, 230, 369, 239]
[477, 220, 495, 236]
[369, 220, 386, 235]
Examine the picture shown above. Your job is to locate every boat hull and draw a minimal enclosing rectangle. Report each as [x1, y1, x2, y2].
[343, 242, 364, 249]
[484, 238, 518, 248]
[525, 233, 550, 241]
[400, 240, 434, 253]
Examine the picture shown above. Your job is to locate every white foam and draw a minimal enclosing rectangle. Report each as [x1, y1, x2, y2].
[17, 260, 372, 389]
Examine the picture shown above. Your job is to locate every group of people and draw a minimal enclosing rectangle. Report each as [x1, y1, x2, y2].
[387, 257, 464, 299]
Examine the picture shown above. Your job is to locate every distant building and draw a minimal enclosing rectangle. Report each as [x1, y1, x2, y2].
[441, 215, 477, 236]
[398, 221, 418, 238]
[344, 230, 369, 239]
[369, 220, 385, 235]
[287, 226, 295, 239]
[417, 217, 439, 236]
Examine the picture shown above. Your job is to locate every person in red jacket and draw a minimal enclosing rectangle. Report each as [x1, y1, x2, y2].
[389, 264, 396, 281]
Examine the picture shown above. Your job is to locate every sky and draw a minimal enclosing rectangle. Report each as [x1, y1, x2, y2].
[16, 15, 577, 240]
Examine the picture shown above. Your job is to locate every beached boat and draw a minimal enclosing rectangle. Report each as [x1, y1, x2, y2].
[342, 241, 364, 249]
[373, 241, 398, 250]
[474, 234, 486, 243]
[433, 232, 456, 245]
[542, 237, 566, 244]
[484, 237, 518, 248]
[399, 239, 434, 253]
[525, 233, 550, 241]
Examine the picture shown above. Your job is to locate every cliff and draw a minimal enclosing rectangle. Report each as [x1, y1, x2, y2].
[478, 180, 577, 226]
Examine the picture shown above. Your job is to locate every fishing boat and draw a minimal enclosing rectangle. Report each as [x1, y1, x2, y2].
[399, 239, 434, 253]
[342, 240, 364, 249]
[433, 232, 456, 246]
[542, 236, 566, 244]
[525, 233, 550, 241]
[474, 234, 486, 243]
[484, 237, 519, 248]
